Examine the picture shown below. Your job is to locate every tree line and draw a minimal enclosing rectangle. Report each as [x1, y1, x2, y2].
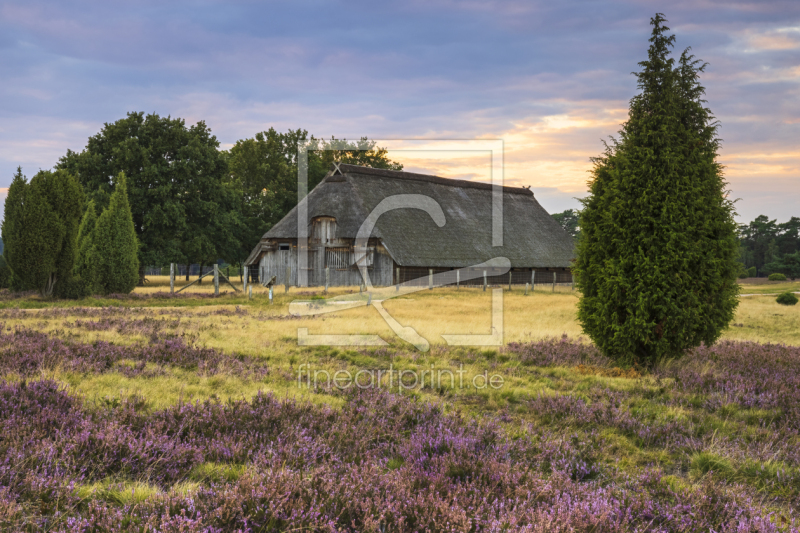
[551, 209, 800, 280]
[0, 113, 401, 296]
[737, 215, 800, 279]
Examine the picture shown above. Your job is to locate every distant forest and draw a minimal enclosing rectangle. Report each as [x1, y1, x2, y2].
[551, 210, 800, 278]
[738, 215, 800, 277]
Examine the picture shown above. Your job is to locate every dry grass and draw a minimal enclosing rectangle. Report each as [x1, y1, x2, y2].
[3, 282, 798, 411]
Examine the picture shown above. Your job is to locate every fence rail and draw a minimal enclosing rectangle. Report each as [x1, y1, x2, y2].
[149, 265, 572, 289]
[144, 265, 244, 279]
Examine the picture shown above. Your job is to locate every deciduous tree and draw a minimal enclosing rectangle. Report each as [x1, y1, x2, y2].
[58, 112, 244, 277]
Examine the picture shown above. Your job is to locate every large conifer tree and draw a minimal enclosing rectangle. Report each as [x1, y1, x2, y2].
[574, 14, 739, 365]
[92, 172, 140, 294]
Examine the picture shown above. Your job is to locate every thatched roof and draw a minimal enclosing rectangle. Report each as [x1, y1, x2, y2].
[250, 164, 575, 268]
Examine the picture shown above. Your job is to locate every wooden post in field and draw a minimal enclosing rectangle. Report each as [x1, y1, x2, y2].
[483, 270, 487, 292]
[552, 271, 556, 293]
[508, 272, 512, 291]
[525, 282, 529, 295]
[214, 264, 220, 296]
[396, 267, 400, 292]
[269, 285, 273, 304]
[285, 266, 290, 293]
[429, 269, 433, 290]
[243, 266, 248, 292]
[531, 270, 535, 291]
[248, 285, 252, 300]
[456, 269, 460, 291]
[325, 267, 329, 294]
[170, 263, 175, 294]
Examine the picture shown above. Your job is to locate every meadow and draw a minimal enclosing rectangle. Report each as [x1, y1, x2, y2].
[1, 277, 800, 532]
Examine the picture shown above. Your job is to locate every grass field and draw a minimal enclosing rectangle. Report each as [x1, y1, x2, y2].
[1, 280, 800, 531]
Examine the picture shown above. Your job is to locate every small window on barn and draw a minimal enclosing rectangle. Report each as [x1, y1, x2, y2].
[325, 247, 352, 269]
[311, 217, 337, 244]
[279, 243, 291, 251]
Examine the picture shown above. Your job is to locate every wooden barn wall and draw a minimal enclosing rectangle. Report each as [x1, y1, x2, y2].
[255, 241, 569, 288]
[257, 242, 393, 287]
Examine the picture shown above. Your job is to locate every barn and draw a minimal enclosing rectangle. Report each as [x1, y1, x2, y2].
[243, 163, 575, 288]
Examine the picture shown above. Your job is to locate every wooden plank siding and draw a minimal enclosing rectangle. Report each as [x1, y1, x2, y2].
[256, 239, 394, 287]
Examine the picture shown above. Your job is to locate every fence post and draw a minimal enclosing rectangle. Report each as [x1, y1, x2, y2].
[429, 269, 433, 290]
[214, 264, 220, 296]
[456, 269, 460, 291]
[248, 285, 253, 300]
[508, 272, 512, 291]
[325, 267, 329, 294]
[269, 285, 273, 304]
[552, 271, 556, 293]
[531, 270, 535, 292]
[285, 266, 290, 293]
[396, 267, 400, 292]
[483, 270, 487, 292]
[525, 282, 529, 296]
[243, 266, 248, 293]
[170, 263, 175, 294]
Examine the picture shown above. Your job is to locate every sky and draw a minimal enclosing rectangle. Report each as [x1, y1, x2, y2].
[0, 0, 798, 225]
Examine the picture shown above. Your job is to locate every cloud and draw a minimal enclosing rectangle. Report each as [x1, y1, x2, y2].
[0, 0, 797, 224]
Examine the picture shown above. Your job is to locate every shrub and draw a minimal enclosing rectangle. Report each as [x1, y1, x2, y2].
[768, 273, 787, 281]
[776, 292, 798, 306]
[747, 266, 757, 278]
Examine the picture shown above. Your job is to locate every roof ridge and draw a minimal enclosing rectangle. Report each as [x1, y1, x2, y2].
[336, 163, 533, 196]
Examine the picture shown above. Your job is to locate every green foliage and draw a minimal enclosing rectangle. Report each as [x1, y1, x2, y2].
[0, 254, 9, 289]
[736, 263, 748, 279]
[1, 168, 26, 290]
[92, 173, 140, 295]
[746, 266, 757, 278]
[738, 216, 800, 273]
[764, 251, 800, 280]
[75, 199, 99, 292]
[776, 292, 798, 306]
[768, 273, 787, 281]
[0, 167, 85, 297]
[574, 14, 739, 366]
[551, 209, 581, 242]
[58, 112, 245, 269]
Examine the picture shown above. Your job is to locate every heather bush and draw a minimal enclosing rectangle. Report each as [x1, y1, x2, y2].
[769, 273, 787, 281]
[0, 324, 268, 379]
[0, 379, 794, 532]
